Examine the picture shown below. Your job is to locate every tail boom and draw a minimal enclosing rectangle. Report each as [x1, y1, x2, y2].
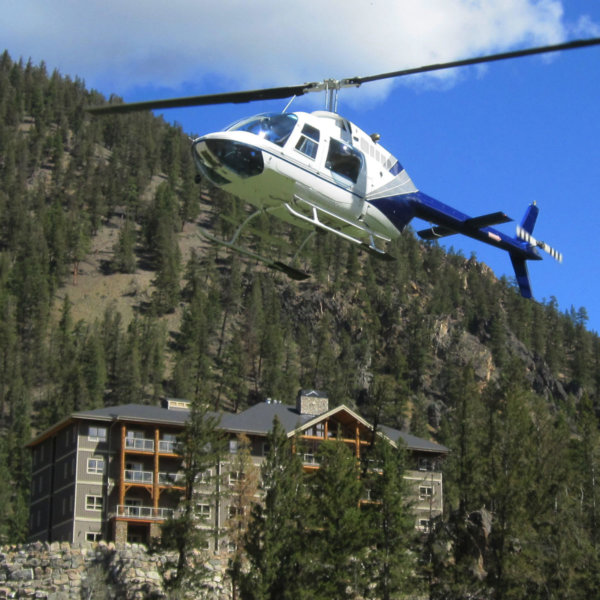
[367, 192, 558, 298]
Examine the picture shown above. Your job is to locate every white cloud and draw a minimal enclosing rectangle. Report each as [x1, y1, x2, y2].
[1, 0, 597, 99]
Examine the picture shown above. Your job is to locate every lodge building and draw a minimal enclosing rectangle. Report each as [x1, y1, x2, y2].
[27, 391, 448, 547]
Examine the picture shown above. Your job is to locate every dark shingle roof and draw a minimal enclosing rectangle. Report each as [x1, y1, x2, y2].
[220, 401, 312, 435]
[30, 401, 448, 455]
[73, 403, 191, 426]
[379, 425, 449, 454]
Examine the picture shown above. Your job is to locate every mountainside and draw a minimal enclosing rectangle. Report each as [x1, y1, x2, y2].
[2, 51, 600, 597]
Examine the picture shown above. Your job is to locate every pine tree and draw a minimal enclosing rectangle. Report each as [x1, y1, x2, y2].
[306, 440, 366, 599]
[112, 217, 137, 274]
[240, 419, 310, 600]
[362, 437, 415, 600]
[161, 399, 225, 592]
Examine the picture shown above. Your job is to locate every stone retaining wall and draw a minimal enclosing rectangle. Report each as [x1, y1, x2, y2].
[0, 542, 231, 599]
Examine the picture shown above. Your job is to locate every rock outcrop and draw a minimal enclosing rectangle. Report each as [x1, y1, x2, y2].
[0, 542, 231, 599]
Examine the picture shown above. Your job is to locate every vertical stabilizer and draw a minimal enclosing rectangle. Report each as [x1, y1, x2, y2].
[520, 202, 539, 235]
[510, 253, 532, 298]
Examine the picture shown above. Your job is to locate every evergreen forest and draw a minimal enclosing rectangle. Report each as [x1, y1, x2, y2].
[2, 52, 600, 598]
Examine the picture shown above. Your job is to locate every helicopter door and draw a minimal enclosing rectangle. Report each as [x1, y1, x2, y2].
[325, 139, 364, 188]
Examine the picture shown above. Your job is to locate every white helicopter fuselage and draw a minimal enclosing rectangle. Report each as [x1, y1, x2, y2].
[191, 110, 416, 244]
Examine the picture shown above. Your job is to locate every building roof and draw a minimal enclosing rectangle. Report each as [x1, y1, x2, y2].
[74, 403, 192, 426]
[219, 401, 313, 435]
[379, 425, 449, 454]
[28, 400, 449, 455]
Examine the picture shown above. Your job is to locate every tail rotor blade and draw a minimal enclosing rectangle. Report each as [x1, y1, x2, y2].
[516, 226, 563, 263]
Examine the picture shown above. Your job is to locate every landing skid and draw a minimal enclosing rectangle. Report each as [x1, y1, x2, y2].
[199, 205, 312, 280]
[285, 196, 395, 261]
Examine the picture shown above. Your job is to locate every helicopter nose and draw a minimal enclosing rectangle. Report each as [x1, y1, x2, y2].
[204, 139, 264, 178]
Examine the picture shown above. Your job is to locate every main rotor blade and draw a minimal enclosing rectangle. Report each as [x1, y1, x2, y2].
[87, 36, 600, 114]
[87, 82, 319, 114]
[344, 37, 600, 86]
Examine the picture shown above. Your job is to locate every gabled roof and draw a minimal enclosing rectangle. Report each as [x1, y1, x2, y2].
[27, 400, 449, 455]
[221, 402, 448, 455]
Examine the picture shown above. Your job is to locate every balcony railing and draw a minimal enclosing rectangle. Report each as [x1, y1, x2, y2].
[158, 472, 185, 486]
[125, 437, 154, 452]
[124, 469, 153, 484]
[302, 453, 319, 466]
[124, 437, 180, 454]
[115, 505, 174, 520]
[158, 440, 179, 453]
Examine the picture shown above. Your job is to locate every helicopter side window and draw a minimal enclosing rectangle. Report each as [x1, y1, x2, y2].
[295, 124, 320, 159]
[227, 113, 297, 147]
[326, 139, 363, 184]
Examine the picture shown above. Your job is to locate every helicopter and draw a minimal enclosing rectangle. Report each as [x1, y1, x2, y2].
[88, 37, 600, 298]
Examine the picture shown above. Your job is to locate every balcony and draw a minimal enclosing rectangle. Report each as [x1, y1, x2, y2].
[302, 453, 319, 466]
[158, 472, 185, 486]
[125, 437, 154, 452]
[159, 440, 179, 454]
[115, 505, 174, 520]
[124, 469, 153, 484]
[124, 437, 180, 454]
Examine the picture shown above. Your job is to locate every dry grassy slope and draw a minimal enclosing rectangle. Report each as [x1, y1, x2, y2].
[53, 182, 216, 334]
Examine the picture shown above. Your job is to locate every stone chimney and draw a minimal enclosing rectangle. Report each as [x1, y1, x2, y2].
[296, 389, 329, 415]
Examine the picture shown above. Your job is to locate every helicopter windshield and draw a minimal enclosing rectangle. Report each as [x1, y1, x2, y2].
[226, 113, 298, 147]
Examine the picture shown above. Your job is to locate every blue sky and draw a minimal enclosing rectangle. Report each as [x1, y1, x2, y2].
[2, 1, 600, 332]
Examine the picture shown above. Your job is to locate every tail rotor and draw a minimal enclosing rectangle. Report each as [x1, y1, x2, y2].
[516, 226, 563, 263]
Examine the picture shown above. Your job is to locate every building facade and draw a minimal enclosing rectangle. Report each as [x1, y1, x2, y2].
[28, 392, 448, 547]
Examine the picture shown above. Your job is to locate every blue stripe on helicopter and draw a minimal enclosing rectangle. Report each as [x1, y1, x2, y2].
[389, 161, 403, 176]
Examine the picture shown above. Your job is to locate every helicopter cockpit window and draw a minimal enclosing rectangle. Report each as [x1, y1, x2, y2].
[295, 124, 320, 159]
[326, 139, 363, 183]
[226, 113, 297, 147]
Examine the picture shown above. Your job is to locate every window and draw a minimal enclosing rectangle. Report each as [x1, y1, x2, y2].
[418, 458, 432, 472]
[227, 113, 298, 147]
[306, 423, 325, 437]
[228, 505, 245, 519]
[419, 519, 431, 533]
[326, 139, 363, 183]
[229, 439, 238, 454]
[295, 124, 320, 159]
[126, 430, 145, 439]
[229, 471, 246, 485]
[196, 469, 212, 484]
[87, 457, 105, 475]
[419, 486, 434, 500]
[88, 426, 107, 442]
[86, 532, 102, 542]
[197, 504, 211, 518]
[86, 495, 103, 511]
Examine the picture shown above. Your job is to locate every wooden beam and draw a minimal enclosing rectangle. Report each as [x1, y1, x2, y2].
[119, 425, 126, 508]
[153, 428, 160, 507]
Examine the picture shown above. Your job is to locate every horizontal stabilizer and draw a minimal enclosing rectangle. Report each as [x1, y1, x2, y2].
[417, 225, 457, 240]
[464, 211, 512, 229]
[417, 211, 511, 241]
[510, 254, 533, 299]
